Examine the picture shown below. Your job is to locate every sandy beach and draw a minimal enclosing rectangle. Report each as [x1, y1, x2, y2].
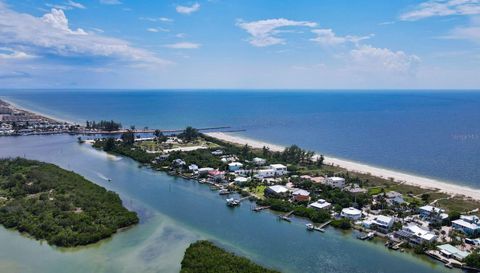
[206, 132, 480, 201]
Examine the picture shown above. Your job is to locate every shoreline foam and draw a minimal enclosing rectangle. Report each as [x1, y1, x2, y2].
[206, 132, 480, 201]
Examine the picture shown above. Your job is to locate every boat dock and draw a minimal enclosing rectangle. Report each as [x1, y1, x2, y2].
[252, 206, 270, 212]
[279, 211, 294, 222]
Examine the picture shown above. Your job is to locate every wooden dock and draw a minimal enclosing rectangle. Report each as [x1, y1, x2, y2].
[252, 206, 270, 212]
[279, 211, 294, 222]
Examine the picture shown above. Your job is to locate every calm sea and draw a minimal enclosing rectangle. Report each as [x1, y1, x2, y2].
[1, 90, 480, 187]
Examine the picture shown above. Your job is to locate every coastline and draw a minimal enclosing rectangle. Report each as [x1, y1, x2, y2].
[0, 96, 77, 125]
[206, 132, 480, 201]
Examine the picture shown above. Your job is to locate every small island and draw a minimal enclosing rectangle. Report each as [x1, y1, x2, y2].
[181, 240, 279, 273]
[0, 158, 139, 247]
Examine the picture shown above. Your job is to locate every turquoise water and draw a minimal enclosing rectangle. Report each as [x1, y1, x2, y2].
[1, 90, 480, 187]
[0, 135, 453, 272]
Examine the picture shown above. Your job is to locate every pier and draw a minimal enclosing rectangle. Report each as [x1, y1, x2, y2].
[252, 206, 270, 212]
[279, 211, 294, 222]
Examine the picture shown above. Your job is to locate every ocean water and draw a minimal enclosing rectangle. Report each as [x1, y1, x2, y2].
[1, 90, 480, 187]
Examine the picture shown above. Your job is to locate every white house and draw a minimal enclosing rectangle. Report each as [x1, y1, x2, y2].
[198, 167, 214, 175]
[418, 205, 448, 221]
[364, 215, 394, 232]
[188, 164, 198, 172]
[326, 177, 346, 188]
[264, 185, 289, 197]
[253, 157, 267, 165]
[255, 168, 276, 179]
[234, 177, 249, 184]
[452, 215, 480, 235]
[437, 244, 470, 261]
[211, 150, 223, 156]
[341, 207, 362, 220]
[269, 164, 288, 176]
[395, 224, 437, 245]
[308, 199, 331, 210]
[228, 162, 243, 172]
[172, 159, 186, 167]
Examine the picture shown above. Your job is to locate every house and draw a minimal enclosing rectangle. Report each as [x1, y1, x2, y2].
[363, 215, 394, 233]
[255, 168, 276, 179]
[394, 224, 437, 245]
[385, 191, 406, 205]
[345, 184, 367, 194]
[188, 164, 198, 172]
[308, 199, 331, 210]
[172, 159, 186, 167]
[264, 185, 289, 197]
[228, 162, 243, 172]
[198, 167, 214, 175]
[155, 154, 169, 162]
[326, 177, 345, 188]
[418, 205, 448, 221]
[269, 164, 288, 176]
[292, 189, 310, 202]
[452, 215, 480, 236]
[341, 207, 362, 220]
[437, 244, 470, 261]
[211, 150, 224, 156]
[253, 157, 267, 165]
[208, 170, 225, 180]
[234, 177, 249, 184]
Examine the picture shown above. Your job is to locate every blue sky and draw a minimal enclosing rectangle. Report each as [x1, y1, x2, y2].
[0, 0, 480, 89]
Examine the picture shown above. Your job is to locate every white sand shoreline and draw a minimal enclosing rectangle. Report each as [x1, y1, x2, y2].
[206, 132, 480, 201]
[0, 96, 77, 125]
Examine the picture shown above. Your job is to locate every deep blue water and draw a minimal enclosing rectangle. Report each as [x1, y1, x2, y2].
[1, 90, 480, 187]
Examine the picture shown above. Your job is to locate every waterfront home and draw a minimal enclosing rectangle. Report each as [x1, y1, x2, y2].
[208, 170, 225, 180]
[418, 205, 448, 221]
[264, 185, 289, 198]
[234, 169, 253, 176]
[234, 177, 249, 184]
[198, 167, 214, 175]
[385, 191, 406, 205]
[326, 177, 346, 188]
[172, 159, 186, 167]
[345, 184, 367, 194]
[363, 215, 394, 233]
[308, 199, 331, 210]
[155, 154, 169, 162]
[253, 157, 267, 165]
[211, 149, 224, 156]
[255, 168, 276, 179]
[394, 224, 437, 245]
[221, 155, 238, 163]
[452, 215, 480, 236]
[341, 207, 362, 220]
[436, 244, 470, 261]
[292, 189, 310, 202]
[188, 164, 199, 172]
[269, 164, 288, 176]
[228, 162, 243, 172]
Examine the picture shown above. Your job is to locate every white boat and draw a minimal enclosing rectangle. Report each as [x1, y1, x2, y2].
[306, 223, 314, 231]
[226, 198, 240, 207]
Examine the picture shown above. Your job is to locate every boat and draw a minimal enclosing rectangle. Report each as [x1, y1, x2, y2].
[218, 189, 231, 195]
[357, 232, 375, 240]
[226, 198, 240, 207]
[306, 223, 314, 231]
[445, 263, 453, 269]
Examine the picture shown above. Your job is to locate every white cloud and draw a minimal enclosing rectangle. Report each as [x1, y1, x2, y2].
[236, 18, 317, 47]
[0, 48, 36, 60]
[400, 0, 480, 21]
[310, 29, 372, 46]
[0, 5, 168, 65]
[176, 3, 200, 15]
[446, 25, 480, 42]
[349, 45, 420, 73]
[66, 0, 85, 9]
[164, 42, 201, 49]
[140, 17, 173, 23]
[147, 27, 169, 33]
[100, 0, 121, 5]
[176, 33, 186, 38]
